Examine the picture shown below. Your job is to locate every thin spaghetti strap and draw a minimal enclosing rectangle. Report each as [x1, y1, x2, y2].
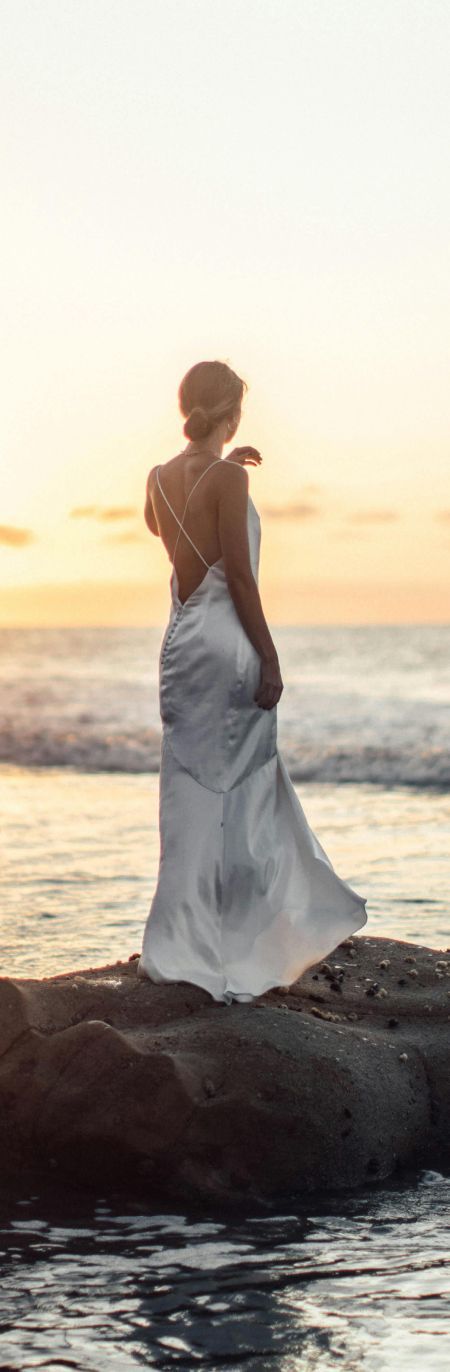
[156, 459, 226, 570]
[171, 459, 224, 562]
[156, 467, 209, 567]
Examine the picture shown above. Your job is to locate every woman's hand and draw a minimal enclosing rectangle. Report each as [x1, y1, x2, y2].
[254, 655, 284, 710]
[227, 446, 262, 467]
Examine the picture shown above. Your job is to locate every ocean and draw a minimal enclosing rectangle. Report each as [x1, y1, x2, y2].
[1, 624, 449, 977]
[0, 622, 449, 1371]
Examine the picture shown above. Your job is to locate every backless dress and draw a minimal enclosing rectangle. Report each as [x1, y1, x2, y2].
[138, 458, 367, 1003]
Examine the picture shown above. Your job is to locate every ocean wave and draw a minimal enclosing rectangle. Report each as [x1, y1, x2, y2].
[286, 743, 450, 788]
[0, 725, 448, 788]
[0, 725, 162, 774]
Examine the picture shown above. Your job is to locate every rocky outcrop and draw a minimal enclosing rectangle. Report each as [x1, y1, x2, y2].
[0, 936, 449, 1206]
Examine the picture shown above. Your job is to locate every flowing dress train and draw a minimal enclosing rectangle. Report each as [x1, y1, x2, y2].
[138, 459, 368, 1003]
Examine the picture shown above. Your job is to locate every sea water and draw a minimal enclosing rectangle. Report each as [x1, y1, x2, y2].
[0, 624, 449, 1370]
[1, 624, 449, 975]
[0, 1174, 448, 1370]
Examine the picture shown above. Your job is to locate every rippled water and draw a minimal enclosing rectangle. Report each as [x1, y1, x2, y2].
[1, 1173, 448, 1370]
[1, 623, 449, 1367]
[1, 767, 449, 977]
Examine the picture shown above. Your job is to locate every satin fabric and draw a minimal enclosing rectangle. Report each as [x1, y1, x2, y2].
[138, 491, 368, 1003]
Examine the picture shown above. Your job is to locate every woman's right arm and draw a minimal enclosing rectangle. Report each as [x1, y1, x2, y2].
[218, 464, 283, 710]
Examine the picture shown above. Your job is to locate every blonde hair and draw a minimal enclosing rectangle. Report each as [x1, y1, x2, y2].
[178, 360, 247, 440]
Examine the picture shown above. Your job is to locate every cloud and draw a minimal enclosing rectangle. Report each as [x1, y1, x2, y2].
[0, 524, 35, 546]
[261, 501, 321, 520]
[346, 509, 399, 524]
[99, 506, 138, 522]
[70, 505, 138, 521]
[103, 530, 147, 544]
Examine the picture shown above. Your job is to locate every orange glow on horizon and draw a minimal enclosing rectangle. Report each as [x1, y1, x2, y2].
[2, 3, 449, 627]
[1, 578, 448, 629]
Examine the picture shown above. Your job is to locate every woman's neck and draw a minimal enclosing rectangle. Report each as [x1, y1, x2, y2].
[184, 440, 224, 461]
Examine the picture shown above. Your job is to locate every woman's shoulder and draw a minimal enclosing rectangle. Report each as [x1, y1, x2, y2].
[146, 454, 248, 497]
[218, 459, 249, 497]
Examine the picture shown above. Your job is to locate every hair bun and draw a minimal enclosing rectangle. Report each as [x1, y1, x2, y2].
[183, 405, 211, 441]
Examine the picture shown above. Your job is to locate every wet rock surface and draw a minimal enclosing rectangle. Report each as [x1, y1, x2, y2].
[0, 936, 449, 1206]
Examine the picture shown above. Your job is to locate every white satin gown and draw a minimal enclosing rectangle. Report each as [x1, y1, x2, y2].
[138, 459, 368, 1004]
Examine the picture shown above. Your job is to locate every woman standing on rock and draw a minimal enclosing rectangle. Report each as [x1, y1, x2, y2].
[138, 360, 367, 1003]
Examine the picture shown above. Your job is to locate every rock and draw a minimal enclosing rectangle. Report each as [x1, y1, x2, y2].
[310, 1006, 342, 1023]
[0, 935, 449, 1207]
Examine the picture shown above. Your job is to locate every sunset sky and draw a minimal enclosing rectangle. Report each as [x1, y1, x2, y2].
[1, 0, 449, 625]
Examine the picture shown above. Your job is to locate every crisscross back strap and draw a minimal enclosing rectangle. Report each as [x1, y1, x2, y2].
[156, 459, 225, 569]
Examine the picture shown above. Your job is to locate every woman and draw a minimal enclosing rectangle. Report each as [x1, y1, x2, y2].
[138, 360, 367, 1004]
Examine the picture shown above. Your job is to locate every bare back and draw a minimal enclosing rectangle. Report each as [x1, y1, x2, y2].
[145, 445, 282, 704]
[149, 452, 235, 606]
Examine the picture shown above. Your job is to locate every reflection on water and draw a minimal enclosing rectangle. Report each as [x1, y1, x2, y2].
[1, 767, 449, 979]
[0, 1172, 448, 1370]
[1, 625, 449, 1367]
